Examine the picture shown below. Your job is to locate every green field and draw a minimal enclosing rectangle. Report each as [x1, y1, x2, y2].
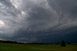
[0, 43, 77, 51]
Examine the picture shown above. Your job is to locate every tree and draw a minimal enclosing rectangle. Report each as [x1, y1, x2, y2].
[61, 40, 66, 47]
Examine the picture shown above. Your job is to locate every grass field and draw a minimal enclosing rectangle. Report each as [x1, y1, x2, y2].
[0, 43, 77, 51]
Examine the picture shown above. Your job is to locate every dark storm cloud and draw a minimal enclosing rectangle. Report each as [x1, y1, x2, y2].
[26, 6, 58, 32]
[23, 0, 77, 32]
[17, 0, 77, 43]
[48, 0, 77, 18]
[0, 0, 77, 43]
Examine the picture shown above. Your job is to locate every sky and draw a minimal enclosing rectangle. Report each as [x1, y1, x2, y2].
[0, 0, 77, 43]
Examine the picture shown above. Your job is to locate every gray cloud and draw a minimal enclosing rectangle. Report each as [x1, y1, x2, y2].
[0, 0, 23, 36]
[0, 0, 77, 43]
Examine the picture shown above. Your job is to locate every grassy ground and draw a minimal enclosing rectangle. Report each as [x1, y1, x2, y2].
[0, 43, 77, 51]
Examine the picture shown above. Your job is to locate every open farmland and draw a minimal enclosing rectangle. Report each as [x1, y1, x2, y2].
[0, 43, 77, 51]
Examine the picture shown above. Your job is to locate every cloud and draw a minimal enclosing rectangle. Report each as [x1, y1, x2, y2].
[15, 0, 59, 32]
[0, 0, 77, 43]
[0, 0, 24, 36]
[47, 0, 77, 29]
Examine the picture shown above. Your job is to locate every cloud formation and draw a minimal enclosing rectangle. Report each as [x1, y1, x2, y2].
[0, 0, 77, 43]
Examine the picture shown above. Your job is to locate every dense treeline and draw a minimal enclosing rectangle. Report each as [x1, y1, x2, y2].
[0, 40, 76, 45]
[0, 40, 17, 44]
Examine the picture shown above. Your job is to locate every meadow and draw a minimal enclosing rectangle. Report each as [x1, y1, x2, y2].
[0, 43, 77, 51]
